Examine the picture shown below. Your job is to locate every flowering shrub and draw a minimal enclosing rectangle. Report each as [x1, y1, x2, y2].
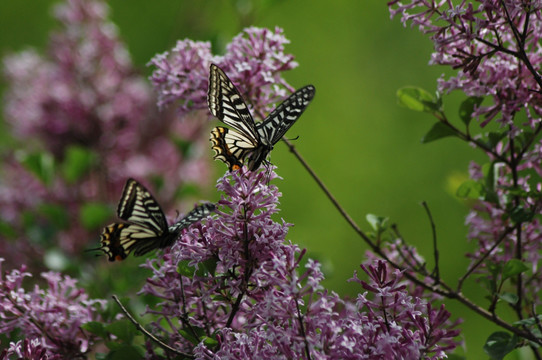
[387, 0, 542, 357]
[137, 169, 459, 359]
[0, 259, 105, 359]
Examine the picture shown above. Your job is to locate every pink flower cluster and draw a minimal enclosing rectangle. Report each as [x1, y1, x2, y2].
[149, 26, 299, 119]
[389, 0, 542, 128]
[0, 258, 105, 358]
[389, 0, 542, 309]
[139, 170, 460, 359]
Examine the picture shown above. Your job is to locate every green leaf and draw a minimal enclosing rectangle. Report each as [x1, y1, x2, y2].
[459, 96, 483, 126]
[510, 206, 534, 224]
[95, 352, 108, 360]
[481, 162, 502, 205]
[79, 202, 112, 230]
[483, 332, 517, 360]
[366, 214, 389, 232]
[202, 335, 219, 347]
[486, 131, 507, 148]
[61, 145, 96, 183]
[397, 87, 441, 113]
[81, 321, 108, 338]
[478, 276, 497, 294]
[421, 122, 458, 143]
[178, 260, 196, 277]
[497, 292, 518, 305]
[179, 326, 206, 345]
[515, 130, 534, 148]
[17, 150, 55, 185]
[199, 258, 218, 276]
[456, 180, 483, 199]
[37, 203, 69, 229]
[446, 355, 466, 360]
[502, 259, 529, 280]
[106, 344, 144, 359]
[513, 314, 542, 326]
[0, 220, 17, 239]
[105, 319, 137, 344]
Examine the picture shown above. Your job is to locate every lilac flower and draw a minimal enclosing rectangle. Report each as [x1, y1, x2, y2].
[0, 338, 61, 360]
[0, 258, 106, 358]
[389, 0, 542, 128]
[465, 161, 542, 304]
[139, 169, 460, 358]
[148, 39, 213, 112]
[389, 0, 542, 313]
[148, 26, 299, 119]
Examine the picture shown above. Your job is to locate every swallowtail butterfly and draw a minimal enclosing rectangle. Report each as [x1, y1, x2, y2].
[94, 178, 215, 261]
[208, 64, 315, 171]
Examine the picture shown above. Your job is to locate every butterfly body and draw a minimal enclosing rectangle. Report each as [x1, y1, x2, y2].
[95, 179, 215, 261]
[208, 64, 315, 171]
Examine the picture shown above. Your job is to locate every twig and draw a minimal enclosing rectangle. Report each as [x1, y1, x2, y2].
[391, 224, 427, 273]
[457, 226, 514, 292]
[281, 138, 375, 247]
[225, 204, 252, 328]
[112, 295, 194, 358]
[295, 298, 312, 360]
[421, 201, 440, 283]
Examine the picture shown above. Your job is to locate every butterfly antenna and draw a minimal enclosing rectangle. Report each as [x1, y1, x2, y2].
[285, 135, 300, 141]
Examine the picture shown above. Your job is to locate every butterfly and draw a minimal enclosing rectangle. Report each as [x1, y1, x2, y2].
[208, 64, 315, 171]
[94, 178, 215, 261]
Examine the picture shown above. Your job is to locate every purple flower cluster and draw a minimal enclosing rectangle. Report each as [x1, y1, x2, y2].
[149, 26, 298, 119]
[465, 161, 542, 303]
[139, 170, 460, 358]
[0, 258, 105, 358]
[389, 0, 542, 128]
[388, 1, 542, 350]
[1, 339, 61, 360]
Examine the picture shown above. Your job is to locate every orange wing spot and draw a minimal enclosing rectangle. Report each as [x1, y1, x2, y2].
[232, 164, 241, 171]
[115, 255, 125, 262]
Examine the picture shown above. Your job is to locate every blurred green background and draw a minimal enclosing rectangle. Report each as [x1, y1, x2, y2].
[0, 1, 519, 358]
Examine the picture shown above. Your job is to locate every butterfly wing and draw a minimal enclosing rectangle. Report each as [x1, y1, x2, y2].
[130, 202, 216, 257]
[257, 85, 315, 145]
[210, 126, 257, 171]
[96, 179, 216, 261]
[208, 64, 260, 143]
[99, 222, 170, 261]
[169, 202, 216, 234]
[117, 178, 168, 234]
[95, 179, 169, 261]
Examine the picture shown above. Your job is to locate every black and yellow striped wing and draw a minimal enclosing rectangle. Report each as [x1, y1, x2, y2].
[256, 85, 315, 145]
[207, 64, 315, 171]
[96, 179, 215, 261]
[208, 64, 260, 144]
[116, 178, 168, 232]
[209, 127, 245, 171]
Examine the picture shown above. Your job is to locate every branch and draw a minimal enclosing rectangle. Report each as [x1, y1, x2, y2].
[286, 139, 542, 346]
[281, 138, 375, 248]
[421, 201, 440, 282]
[112, 295, 194, 358]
